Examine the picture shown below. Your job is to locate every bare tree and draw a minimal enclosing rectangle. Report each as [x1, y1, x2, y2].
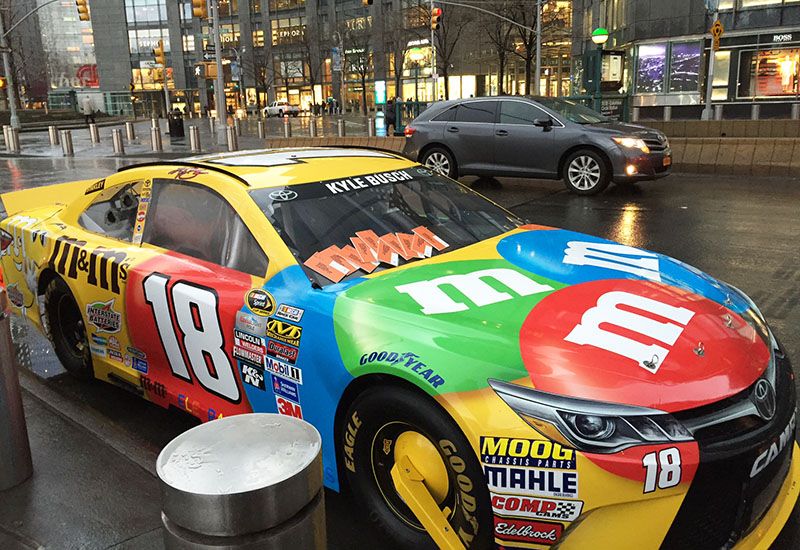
[508, 0, 537, 95]
[382, 4, 427, 101]
[433, 5, 472, 100]
[482, 2, 514, 95]
[299, 19, 327, 106]
[343, 21, 372, 115]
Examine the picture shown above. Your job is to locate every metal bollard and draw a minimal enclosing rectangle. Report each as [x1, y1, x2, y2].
[367, 117, 375, 137]
[60, 130, 74, 156]
[0, 290, 33, 491]
[792, 103, 800, 120]
[125, 121, 136, 142]
[309, 117, 318, 137]
[112, 128, 125, 155]
[151, 117, 160, 130]
[8, 128, 20, 154]
[663, 106, 672, 122]
[89, 123, 100, 144]
[337, 118, 346, 137]
[226, 125, 238, 152]
[48, 125, 60, 146]
[714, 104, 724, 121]
[234, 117, 242, 136]
[283, 115, 292, 138]
[209, 115, 216, 134]
[189, 125, 201, 153]
[258, 119, 266, 139]
[151, 127, 163, 152]
[158, 414, 325, 550]
[631, 107, 640, 122]
[3, 126, 10, 152]
[751, 104, 760, 121]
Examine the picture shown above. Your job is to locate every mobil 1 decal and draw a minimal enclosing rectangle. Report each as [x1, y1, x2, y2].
[124, 253, 255, 418]
[334, 259, 564, 395]
[496, 228, 751, 314]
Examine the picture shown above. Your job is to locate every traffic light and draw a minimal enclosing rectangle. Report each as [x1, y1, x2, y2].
[76, 0, 90, 22]
[431, 7, 442, 30]
[192, 0, 208, 19]
[152, 40, 166, 66]
[362, 0, 373, 5]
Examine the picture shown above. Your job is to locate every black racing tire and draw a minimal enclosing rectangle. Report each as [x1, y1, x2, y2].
[420, 147, 458, 179]
[563, 149, 611, 195]
[340, 385, 492, 550]
[45, 277, 93, 380]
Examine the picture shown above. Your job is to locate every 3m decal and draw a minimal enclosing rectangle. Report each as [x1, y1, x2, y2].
[484, 465, 578, 498]
[323, 169, 414, 194]
[143, 273, 241, 403]
[492, 495, 583, 522]
[343, 412, 361, 473]
[493, 517, 563, 546]
[168, 167, 208, 180]
[271, 375, 299, 402]
[563, 241, 661, 282]
[245, 288, 276, 316]
[267, 340, 298, 364]
[481, 437, 575, 469]
[84, 179, 105, 194]
[642, 447, 682, 493]
[235, 311, 268, 334]
[275, 303, 304, 323]
[86, 300, 121, 333]
[49, 238, 130, 294]
[264, 356, 303, 384]
[241, 363, 266, 390]
[751, 412, 796, 478]
[140, 376, 166, 398]
[276, 395, 303, 418]
[359, 351, 445, 388]
[396, 268, 553, 315]
[266, 319, 302, 346]
[564, 291, 695, 374]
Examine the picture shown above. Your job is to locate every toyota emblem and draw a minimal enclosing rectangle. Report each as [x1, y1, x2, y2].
[269, 189, 298, 201]
[753, 378, 776, 421]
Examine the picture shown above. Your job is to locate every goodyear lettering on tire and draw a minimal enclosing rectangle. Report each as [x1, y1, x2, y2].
[440, 439, 480, 547]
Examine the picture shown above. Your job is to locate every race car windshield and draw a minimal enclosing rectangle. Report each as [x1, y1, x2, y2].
[250, 167, 522, 285]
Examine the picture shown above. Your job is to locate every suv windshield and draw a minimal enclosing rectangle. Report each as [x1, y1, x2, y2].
[250, 167, 521, 285]
[536, 97, 612, 124]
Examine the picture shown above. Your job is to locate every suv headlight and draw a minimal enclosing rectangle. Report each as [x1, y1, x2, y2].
[488, 379, 693, 454]
[612, 136, 650, 153]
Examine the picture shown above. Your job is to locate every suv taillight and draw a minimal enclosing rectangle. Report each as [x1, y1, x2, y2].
[404, 126, 416, 137]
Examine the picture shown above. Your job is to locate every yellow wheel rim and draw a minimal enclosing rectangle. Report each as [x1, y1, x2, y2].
[394, 431, 449, 505]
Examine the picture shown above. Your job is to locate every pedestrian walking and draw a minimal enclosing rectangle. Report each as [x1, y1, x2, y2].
[82, 95, 95, 125]
[385, 98, 397, 135]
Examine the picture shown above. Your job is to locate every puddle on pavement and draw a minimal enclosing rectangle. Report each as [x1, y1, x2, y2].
[10, 314, 66, 379]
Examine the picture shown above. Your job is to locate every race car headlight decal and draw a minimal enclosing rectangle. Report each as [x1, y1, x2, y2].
[488, 379, 693, 454]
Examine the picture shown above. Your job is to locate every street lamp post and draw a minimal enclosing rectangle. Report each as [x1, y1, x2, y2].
[591, 27, 609, 113]
[0, 11, 20, 128]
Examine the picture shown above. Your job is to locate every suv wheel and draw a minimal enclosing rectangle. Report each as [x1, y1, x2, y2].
[563, 149, 610, 195]
[421, 148, 457, 179]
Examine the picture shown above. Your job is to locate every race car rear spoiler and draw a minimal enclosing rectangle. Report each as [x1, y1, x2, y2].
[1, 178, 97, 218]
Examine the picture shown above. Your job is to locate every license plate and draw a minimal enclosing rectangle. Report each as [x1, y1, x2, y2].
[663, 156, 672, 167]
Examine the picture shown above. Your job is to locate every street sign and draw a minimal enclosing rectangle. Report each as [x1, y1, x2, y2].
[331, 47, 342, 72]
[203, 52, 216, 61]
[711, 19, 724, 51]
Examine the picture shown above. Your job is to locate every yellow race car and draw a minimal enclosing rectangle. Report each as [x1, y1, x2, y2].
[0, 148, 797, 549]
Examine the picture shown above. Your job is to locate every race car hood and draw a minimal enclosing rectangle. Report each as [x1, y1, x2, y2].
[334, 227, 770, 413]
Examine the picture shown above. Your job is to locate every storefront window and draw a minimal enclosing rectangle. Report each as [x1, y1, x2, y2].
[269, 0, 305, 11]
[635, 43, 666, 93]
[668, 42, 702, 92]
[271, 18, 306, 46]
[738, 48, 800, 97]
[740, 0, 781, 7]
[712, 50, 731, 100]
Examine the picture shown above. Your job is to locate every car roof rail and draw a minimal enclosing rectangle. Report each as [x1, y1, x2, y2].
[117, 160, 251, 186]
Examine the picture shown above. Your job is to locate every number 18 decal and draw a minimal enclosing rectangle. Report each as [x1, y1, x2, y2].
[144, 273, 240, 403]
[642, 447, 682, 493]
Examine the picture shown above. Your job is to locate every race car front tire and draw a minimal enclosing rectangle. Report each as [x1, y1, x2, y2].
[45, 277, 94, 380]
[340, 385, 493, 549]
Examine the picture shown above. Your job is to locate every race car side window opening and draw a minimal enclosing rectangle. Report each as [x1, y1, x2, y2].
[143, 180, 268, 277]
[250, 169, 522, 285]
[79, 181, 143, 242]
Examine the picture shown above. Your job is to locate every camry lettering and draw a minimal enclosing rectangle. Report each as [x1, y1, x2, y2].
[564, 291, 695, 374]
[396, 268, 553, 315]
[563, 241, 661, 282]
[750, 413, 795, 478]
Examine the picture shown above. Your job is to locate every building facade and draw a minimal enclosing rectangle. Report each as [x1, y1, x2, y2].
[572, 0, 800, 119]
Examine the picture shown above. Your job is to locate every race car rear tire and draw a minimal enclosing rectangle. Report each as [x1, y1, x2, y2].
[45, 277, 93, 380]
[340, 385, 492, 549]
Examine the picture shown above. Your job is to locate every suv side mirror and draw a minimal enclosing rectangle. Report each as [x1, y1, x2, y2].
[534, 117, 553, 131]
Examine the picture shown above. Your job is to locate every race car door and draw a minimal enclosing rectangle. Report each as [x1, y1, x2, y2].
[123, 177, 269, 421]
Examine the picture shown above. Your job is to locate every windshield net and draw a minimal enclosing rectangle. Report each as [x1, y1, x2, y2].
[250, 167, 521, 285]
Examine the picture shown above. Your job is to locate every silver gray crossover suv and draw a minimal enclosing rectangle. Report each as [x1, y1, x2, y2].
[402, 96, 671, 195]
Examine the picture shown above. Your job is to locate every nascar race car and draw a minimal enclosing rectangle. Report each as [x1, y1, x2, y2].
[0, 148, 797, 549]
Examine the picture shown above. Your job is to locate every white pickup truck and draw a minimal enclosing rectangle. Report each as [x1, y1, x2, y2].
[264, 101, 300, 117]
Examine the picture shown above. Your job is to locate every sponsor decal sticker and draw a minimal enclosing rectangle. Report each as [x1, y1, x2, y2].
[140, 376, 166, 398]
[271, 375, 299, 402]
[132, 357, 149, 374]
[233, 345, 265, 367]
[84, 179, 105, 194]
[86, 299, 121, 333]
[359, 351, 445, 388]
[275, 303, 304, 323]
[89, 345, 106, 358]
[323, 169, 415, 195]
[246, 289, 276, 316]
[108, 349, 123, 362]
[236, 311, 268, 334]
[127, 346, 146, 359]
[481, 437, 575, 469]
[483, 465, 578, 498]
[234, 329, 266, 353]
[266, 319, 302, 346]
[49, 238, 131, 294]
[491, 494, 583, 522]
[90, 334, 108, 347]
[241, 363, 266, 390]
[493, 517, 563, 546]
[276, 395, 303, 418]
[267, 340, 298, 364]
[107, 336, 121, 351]
[265, 357, 303, 384]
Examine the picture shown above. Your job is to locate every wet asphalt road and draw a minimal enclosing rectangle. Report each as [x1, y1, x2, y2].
[1, 156, 799, 548]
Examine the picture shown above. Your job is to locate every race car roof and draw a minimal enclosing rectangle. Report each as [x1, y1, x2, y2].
[182, 147, 415, 188]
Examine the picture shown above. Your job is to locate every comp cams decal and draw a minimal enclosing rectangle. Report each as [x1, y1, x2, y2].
[491, 494, 583, 522]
